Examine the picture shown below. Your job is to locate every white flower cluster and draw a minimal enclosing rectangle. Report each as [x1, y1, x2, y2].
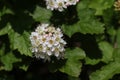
[45, 0, 79, 12]
[30, 23, 66, 60]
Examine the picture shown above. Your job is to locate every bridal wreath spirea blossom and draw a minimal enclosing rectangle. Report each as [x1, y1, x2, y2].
[45, 0, 79, 12]
[30, 23, 66, 60]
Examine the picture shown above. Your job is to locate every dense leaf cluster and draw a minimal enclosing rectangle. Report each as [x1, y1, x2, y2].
[0, 0, 120, 80]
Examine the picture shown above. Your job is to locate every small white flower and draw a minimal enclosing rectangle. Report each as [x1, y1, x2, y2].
[30, 23, 66, 61]
[65, 0, 79, 5]
[45, 0, 79, 12]
[35, 23, 49, 34]
[46, 0, 58, 10]
[56, 0, 67, 12]
[30, 32, 40, 46]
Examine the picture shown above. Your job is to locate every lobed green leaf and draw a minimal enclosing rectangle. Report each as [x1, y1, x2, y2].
[30, 6, 52, 23]
[90, 62, 120, 80]
[88, 0, 114, 15]
[85, 57, 100, 65]
[98, 41, 114, 63]
[62, 2, 105, 37]
[0, 23, 11, 36]
[60, 48, 86, 77]
[1, 52, 21, 71]
[8, 29, 32, 56]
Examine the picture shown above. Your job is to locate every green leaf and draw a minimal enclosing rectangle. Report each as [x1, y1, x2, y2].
[64, 48, 86, 60]
[107, 27, 116, 37]
[0, 23, 11, 36]
[88, 0, 114, 15]
[61, 24, 78, 37]
[0, 7, 14, 17]
[116, 28, 120, 48]
[90, 62, 120, 80]
[98, 41, 114, 63]
[103, 8, 114, 25]
[85, 57, 100, 65]
[30, 6, 52, 22]
[77, 5, 105, 35]
[76, 0, 90, 10]
[62, 2, 105, 37]
[8, 29, 32, 56]
[77, 1, 94, 19]
[60, 60, 82, 77]
[19, 65, 29, 71]
[107, 27, 116, 43]
[62, 19, 104, 37]
[0, 44, 5, 56]
[60, 48, 86, 77]
[113, 48, 120, 62]
[1, 52, 21, 71]
[78, 20, 104, 34]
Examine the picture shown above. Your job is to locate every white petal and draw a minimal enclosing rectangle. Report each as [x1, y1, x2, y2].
[55, 52, 59, 57]
[47, 51, 52, 56]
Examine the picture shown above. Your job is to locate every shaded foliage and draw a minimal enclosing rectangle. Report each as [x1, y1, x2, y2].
[0, 0, 120, 80]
